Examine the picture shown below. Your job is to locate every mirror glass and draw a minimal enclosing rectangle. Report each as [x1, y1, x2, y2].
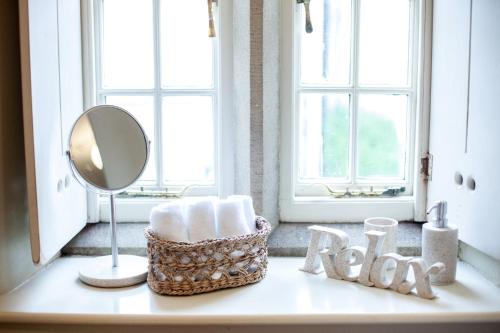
[69, 105, 149, 192]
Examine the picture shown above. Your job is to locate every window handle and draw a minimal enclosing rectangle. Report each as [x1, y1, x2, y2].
[297, 0, 313, 33]
[207, 0, 216, 37]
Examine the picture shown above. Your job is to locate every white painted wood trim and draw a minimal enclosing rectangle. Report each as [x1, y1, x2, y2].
[413, 0, 433, 221]
[218, 0, 235, 199]
[99, 198, 177, 222]
[280, 197, 414, 223]
[81, 0, 99, 223]
[279, 0, 295, 212]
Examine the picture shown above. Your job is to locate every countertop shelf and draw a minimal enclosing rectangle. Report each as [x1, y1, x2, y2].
[0, 257, 499, 326]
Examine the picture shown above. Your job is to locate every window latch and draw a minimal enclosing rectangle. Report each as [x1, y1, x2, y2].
[297, 0, 313, 33]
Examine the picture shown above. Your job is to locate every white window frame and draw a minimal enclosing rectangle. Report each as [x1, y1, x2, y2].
[82, 0, 234, 222]
[280, 0, 431, 222]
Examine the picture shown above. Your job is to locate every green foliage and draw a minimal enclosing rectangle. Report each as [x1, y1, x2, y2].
[321, 100, 399, 178]
[322, 97, 349, 177]
[357, 110, 399, 177]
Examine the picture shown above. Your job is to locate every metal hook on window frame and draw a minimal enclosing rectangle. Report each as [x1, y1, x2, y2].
[118, 184, 196, 199]
[297, 0, 313, 33]
[313, 183, 406, 198]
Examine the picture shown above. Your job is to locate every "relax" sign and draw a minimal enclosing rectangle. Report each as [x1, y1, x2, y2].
[301, 226, 445, 299]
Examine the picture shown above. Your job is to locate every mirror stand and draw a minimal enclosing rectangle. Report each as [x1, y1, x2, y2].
[110, 194, 118, 267]
[78, 194, 148, 288]
[68, 105, 151, 288]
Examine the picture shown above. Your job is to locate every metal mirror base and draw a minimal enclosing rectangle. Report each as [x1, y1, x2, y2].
[79, 255, 148, 288]
[78, 195, 147, 288]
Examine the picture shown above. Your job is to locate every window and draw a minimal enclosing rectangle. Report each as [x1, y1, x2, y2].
[281, 0, 427, 222]
[86, 0, 233, 221]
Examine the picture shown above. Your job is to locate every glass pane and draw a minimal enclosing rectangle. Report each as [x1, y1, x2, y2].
[298, 93, 350, 180]
[162, 96, 214, 184]
[300, 0, 352, 86]
[160, 0, 214, 88]
[105, 95, 156, 185]
[102, 0, 154, 89]
[358, 0, 410, 86]
[357, 94, 407, 178]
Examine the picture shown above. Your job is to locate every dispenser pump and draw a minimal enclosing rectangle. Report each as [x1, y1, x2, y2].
[426, 201, 448, 228]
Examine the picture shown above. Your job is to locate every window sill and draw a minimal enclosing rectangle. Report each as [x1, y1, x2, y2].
[62, 221, 423, 257]
[1, 257, 499, 330]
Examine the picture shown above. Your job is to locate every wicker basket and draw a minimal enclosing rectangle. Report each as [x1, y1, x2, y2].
[145, 216, 271, 295]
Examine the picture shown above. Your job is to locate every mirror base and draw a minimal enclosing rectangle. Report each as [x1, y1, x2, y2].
[79, 255, 148, 288]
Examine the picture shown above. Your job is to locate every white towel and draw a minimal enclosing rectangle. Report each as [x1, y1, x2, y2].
[228, 195, 256, 232]
[216, 198, 251, 238]
[185, 199, 217, 242]
[149, 202, 189, 242]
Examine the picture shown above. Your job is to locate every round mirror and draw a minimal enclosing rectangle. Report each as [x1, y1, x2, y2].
[68, 105, 149, 193]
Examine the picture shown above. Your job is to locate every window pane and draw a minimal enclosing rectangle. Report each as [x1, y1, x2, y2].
[357, 94, 407, 178]
[358, 0, 410, 86]
[298, 93, 350, 180]
[160, 0, 214, 88]
[102, 0, 154, 88]
[105, 95, 156, 185]
[300, 0, 352, 86]
[162, 96, 214, 184]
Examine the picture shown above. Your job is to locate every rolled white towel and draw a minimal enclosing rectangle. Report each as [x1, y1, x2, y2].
[149, 202, 189, 242]
[228, 195, 256, 233]
[216, 198, 251, 238]
[185, 199, 217, 242]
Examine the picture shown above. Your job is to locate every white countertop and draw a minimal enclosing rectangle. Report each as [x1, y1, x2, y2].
[0, 257, 499, 326]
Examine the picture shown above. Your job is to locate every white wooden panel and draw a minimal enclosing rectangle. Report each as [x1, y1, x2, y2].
[428, 0, 471, 239]
[429, 0, 500, 260]
[462, 0, 500, 259]
[56, 0, 88, 249]
[22, 0, 86, 264]
[58, 0, 85, 152]
[27, 0, 65, 263]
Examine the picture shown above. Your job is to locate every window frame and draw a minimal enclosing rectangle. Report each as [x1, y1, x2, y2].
[82, 0, 234, 222]
[280, 0, 430, 222]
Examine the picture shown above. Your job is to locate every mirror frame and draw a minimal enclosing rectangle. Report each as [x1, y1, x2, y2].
[67, 105, 150, 194]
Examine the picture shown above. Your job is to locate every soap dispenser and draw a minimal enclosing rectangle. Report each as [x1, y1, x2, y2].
[422, 201, 458, 285]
